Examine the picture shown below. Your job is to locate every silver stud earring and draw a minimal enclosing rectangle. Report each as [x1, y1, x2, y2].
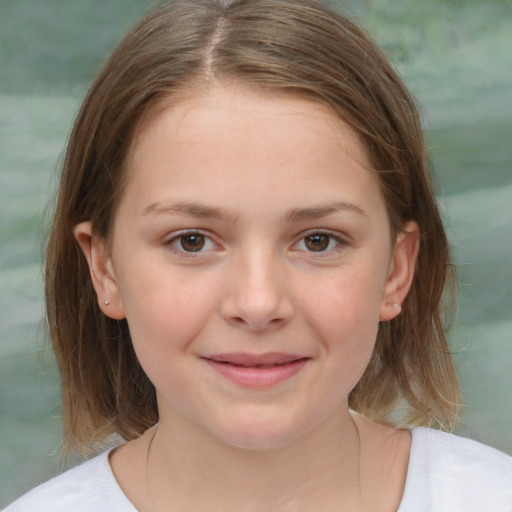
[392, 303, 401, 312]
[105, 300, 110, 306]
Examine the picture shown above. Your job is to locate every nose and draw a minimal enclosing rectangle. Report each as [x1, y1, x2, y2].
[219, 249, 295, 332]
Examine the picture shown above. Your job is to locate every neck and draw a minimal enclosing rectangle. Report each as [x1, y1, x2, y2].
[146, 405, 362, 512]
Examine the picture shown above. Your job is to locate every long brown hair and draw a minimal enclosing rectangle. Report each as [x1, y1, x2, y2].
[46, 0, 460, 456]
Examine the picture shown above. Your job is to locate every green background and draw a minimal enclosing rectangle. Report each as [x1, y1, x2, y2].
[1, 0, 511, 506]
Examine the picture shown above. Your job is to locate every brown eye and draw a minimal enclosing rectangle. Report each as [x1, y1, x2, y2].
[304, 234, 330, 252]
[179, 234, 205, 252]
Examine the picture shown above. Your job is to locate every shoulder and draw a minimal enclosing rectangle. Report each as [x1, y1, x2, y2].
[3, 450, 136, 512]
[411, 427, 512, 480]
[399, 428, 512, 512]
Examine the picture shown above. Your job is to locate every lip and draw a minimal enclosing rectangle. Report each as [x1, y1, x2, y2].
[202, 352, 310, 388]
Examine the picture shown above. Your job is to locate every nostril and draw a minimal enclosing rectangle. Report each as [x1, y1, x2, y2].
[220, 292, 295, 331]
[232, 315, 289, 332]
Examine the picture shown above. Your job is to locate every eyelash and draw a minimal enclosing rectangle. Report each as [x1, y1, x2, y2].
[292, 230, 348, 255]
[165, 229, 347, 256]
[166, 230, 219, 255]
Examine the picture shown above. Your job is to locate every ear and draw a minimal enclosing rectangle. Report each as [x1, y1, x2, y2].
[379, 221, 420, 321]
[74, 221, 126, 320]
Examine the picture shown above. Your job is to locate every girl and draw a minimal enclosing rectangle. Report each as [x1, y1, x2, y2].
[5, 0, 511, 510]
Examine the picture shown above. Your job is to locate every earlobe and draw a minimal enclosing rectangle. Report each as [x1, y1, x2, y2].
[379, 221, 419, 321]
[73, 221, 126, 320]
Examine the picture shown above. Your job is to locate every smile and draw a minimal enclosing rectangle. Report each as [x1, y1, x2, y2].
[202, 353, 310, 388]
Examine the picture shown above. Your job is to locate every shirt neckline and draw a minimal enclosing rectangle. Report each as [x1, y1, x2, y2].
[102, 428, 427, 511]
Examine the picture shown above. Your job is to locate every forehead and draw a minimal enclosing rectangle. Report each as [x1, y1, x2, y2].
[129, 85, 370, 171]
[120, 85, 384, 220]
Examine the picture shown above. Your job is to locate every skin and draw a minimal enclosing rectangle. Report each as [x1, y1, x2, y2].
[75, 85, 419, 511]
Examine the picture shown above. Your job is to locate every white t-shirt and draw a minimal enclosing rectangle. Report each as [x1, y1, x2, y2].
[4, 428, 512, 511]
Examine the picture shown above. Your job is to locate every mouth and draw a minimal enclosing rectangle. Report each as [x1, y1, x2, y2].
[201, 353, 310, 388]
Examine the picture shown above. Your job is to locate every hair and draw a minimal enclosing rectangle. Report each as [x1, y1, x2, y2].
[45, 0, 460, 457]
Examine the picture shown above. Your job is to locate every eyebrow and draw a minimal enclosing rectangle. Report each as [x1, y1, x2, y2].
[142, 200, 367, 222]
[142, 201, 238, 221]
[286, 201, 367, 222]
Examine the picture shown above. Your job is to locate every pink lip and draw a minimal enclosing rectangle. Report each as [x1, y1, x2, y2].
[202, 353, 310, 388]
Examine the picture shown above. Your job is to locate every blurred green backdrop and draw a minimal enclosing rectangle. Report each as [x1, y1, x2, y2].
[1, 0, 511, 506]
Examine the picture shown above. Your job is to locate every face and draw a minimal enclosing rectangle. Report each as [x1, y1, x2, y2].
[77, 86, 418, 450]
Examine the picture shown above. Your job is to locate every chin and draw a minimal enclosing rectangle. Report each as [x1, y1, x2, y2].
[209, 412, 311, 452]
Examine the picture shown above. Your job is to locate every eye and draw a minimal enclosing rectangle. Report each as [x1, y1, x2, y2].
[168, 232, 217, 253]
[294, 231, 344, 253]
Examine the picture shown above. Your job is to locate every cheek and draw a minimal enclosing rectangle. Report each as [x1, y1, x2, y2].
[120, 275, 221, 397]
[299, 266, 383, 372]
[118, 266, 221, 354]
[302, 264, 384, 328]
